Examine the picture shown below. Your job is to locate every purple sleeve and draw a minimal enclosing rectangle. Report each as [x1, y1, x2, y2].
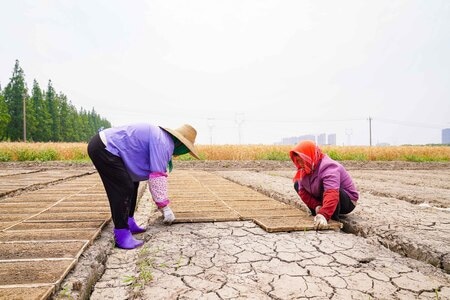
[340, 168, 359, 201]
[321, 163, 341, 191]
[103, 124, 174, 181]
[148, 126, 172, 173]
[319, 156, 359, 201]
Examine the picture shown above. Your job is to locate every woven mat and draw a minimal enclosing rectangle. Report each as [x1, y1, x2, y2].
[169, 170, 342, 232]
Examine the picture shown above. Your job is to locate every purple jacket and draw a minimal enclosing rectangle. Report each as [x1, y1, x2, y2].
[102, 123, 174, 181]
[299, 155, 359, 201]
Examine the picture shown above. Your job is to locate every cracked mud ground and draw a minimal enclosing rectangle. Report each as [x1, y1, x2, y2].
[2, 161, 449, 300]
[67, 160, 450, 300]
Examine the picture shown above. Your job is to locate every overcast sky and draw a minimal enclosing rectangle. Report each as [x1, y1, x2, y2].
[1, 0, 449, 145]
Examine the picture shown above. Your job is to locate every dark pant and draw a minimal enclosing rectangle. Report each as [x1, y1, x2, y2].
[294, 182, 355, 221]
[87, 133, 139, 229]
[330, 189, 355, 221]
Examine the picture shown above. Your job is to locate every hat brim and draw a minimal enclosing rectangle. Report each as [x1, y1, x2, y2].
[161, 127, 200, 160]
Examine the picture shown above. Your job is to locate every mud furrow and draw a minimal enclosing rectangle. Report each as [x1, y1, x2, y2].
[216, 170, 450, 274]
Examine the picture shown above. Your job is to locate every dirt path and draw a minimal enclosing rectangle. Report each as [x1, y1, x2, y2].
[86, 161, 450, 300]
[89, 182, 450, 300]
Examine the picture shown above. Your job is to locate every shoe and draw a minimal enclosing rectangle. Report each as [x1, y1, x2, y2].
[128, 217, 146, 234]
[113, 228, 144, 249]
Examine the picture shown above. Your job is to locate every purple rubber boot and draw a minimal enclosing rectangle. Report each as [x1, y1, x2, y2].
[113, 228, 144, 249]
[128, 217, 146, 234]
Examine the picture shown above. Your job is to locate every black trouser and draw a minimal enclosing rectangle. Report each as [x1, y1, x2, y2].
[87, 133, 139, 229]
[294, 182, 355, 221]
[330, 189, 355, 221]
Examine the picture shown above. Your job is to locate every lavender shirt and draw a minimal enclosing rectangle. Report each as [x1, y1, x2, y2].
[102, 123, 174, 181]
[299, 155, 359, 201]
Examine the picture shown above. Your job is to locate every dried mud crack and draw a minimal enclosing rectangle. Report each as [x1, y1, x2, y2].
[1, 161, 449, 300]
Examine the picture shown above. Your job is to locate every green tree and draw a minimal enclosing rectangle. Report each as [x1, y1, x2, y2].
[67, 101, 81, 141]
[82, 107, 111, 141]
[0, 84, 12, 140]
[25, 86, 37, 141]
[2, 60, 112, 142]
[30, 80, 51, 141]
[59, 93, 80, 141]
[77, 108, 90, 141]
[3, 60, 28, 141]
[46, 80, 61, 141]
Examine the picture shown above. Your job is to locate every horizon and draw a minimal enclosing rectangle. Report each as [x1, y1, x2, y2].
[1, 1, 449, 146]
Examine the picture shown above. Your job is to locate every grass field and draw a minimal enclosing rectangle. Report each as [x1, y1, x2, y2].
[0, 142, 449, 162]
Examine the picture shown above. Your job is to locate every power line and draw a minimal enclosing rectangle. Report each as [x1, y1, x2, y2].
[375, 118, 446, 129]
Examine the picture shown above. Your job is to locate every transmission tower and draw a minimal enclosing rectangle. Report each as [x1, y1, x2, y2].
[235, 113, 245, 144]
[207, 118, 215, 145]
[345, 128, 353, 146]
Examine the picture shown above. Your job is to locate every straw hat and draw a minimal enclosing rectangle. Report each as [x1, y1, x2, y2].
[161, 124, 200, 159]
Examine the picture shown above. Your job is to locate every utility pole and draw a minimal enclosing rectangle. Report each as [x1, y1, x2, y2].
[207, 118, 215, 145]
[368, 116, 372, 147]
[23, 91, 27, 142]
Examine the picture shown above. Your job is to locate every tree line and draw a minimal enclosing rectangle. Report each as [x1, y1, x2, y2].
[0, 60, 111, 142]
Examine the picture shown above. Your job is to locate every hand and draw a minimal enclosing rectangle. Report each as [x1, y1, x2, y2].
[159, 206, 175, 225]
[314, 214, 327, 230]
[315, 205, 322, 215]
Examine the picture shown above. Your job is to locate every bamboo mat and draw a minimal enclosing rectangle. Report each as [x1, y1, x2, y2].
[168, 170, 342, 232]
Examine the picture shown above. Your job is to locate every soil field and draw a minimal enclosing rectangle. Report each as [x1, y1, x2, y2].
[1, 161, 449, 300]
[0, 163, 110, 300]
[206, 161, 450, 273]
[89, 160, 450, 300]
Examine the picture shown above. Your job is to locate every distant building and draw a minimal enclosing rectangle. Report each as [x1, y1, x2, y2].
[442, 128, 450, 144]
[280, 135, 315, 145]
[278, 134, 338, 145]
[279, 137, 297, 145]
[299, 135, 316, 143]
[327, 134, 336, 145]
[317, 133, 326, 146]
